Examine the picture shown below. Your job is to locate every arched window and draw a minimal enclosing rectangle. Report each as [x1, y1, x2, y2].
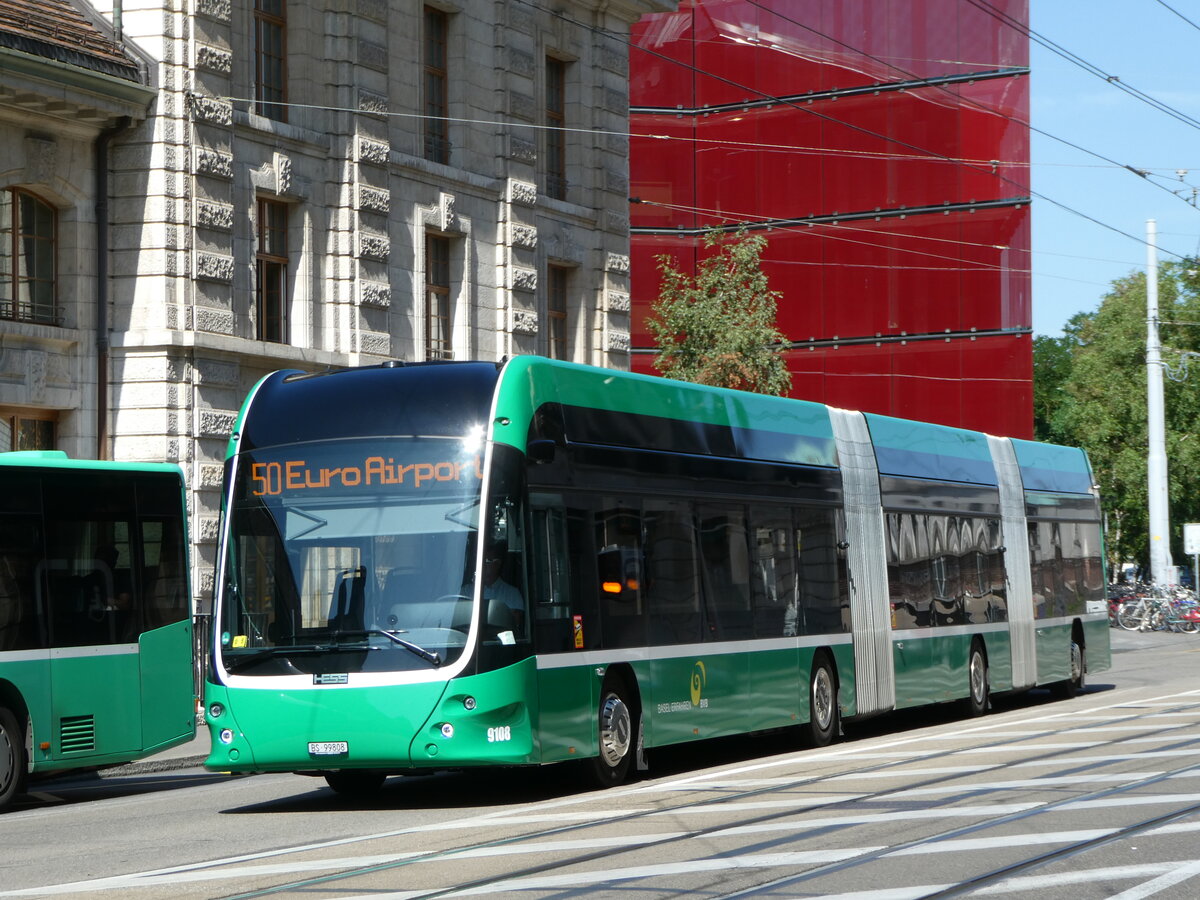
[0, 188, 57, 325]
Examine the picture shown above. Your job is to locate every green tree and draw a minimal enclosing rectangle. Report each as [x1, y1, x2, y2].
[646, 228, 792, 396]
[1038, 261, 1200, 573]
[1032, 313, 1088, 445]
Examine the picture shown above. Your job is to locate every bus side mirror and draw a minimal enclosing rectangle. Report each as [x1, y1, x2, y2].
[528, 439, 557, 464]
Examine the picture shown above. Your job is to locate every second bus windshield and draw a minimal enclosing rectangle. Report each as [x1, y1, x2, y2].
[218, 436, 527, 676]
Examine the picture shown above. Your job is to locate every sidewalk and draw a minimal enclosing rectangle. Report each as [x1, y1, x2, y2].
[99, 724, 212, 778]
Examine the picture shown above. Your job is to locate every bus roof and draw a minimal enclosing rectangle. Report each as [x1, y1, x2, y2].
[1010, 438, 1095, 494]
[494, 356, 838, 467]
[0, 450, 184, 476]
[863, 413, 998, 486]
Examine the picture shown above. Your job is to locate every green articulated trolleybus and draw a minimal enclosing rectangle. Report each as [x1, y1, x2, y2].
[0, 452, 195, 810]
[204, 357, 1110, 793]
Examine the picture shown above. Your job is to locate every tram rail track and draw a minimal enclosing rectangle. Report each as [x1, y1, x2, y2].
[206, 689, 1200, 900]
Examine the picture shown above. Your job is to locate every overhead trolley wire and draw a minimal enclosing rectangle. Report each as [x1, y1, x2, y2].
[740, 0, 1200, 213]
[966, 0, 1200, 133]
[1152, 0, 1200, 34]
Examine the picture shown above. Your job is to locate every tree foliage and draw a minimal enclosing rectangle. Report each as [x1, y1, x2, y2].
[1035, 260, 1200, 573]
[646, 228, 792, 396]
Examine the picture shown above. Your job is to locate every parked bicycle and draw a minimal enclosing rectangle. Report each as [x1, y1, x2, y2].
[1114, 584, 1200, 633]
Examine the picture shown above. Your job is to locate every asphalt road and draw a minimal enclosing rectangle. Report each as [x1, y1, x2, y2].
[4, 627, 1200, 899]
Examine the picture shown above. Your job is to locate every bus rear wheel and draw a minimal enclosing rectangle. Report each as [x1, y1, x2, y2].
[1052, 636, 1085, 699]
[0, 706, 26, 810]
[965, 642, 989, 717]
[324, 771, 387, 797]
[805, 655, 838, 747]
[587, 675, 635, 787]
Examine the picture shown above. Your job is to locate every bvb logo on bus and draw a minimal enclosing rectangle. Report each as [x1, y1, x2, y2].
[690, 661, 707, 708]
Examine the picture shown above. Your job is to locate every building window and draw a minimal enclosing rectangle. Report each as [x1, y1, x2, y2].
[255, 0, 287, 122]
[423, 7, 449, 164]
[0, 410, 55, 450]
[425, 235, 452, 360]
[0, 188, 57, 325]
[256, 199, 288, 343]
[547, 265, 569, 359]
[545, 58, 566, 200]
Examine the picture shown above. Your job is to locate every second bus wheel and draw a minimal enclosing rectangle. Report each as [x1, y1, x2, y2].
[324, 771, 387, 797]
[0, 706, 26, 811]
[588, 674, 636, 787]
[805, 654, 838, 747]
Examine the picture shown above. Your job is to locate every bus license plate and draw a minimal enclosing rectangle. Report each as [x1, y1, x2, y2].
[308, 741, 349, 756]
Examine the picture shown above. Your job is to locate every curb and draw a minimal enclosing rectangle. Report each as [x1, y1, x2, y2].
[99, 753, 210, 778]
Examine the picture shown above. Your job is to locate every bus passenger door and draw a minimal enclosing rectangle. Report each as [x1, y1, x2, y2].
[529, 495, 596, 763]
[43, 528, 142, 761]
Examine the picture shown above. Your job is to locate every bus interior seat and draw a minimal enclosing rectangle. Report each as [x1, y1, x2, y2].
[329, 567, 365, 631]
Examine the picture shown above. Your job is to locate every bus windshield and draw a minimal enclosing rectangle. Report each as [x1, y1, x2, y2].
[217, 436, 488, 676]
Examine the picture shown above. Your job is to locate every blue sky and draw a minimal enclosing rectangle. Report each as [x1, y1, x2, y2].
[1030, 1, 1200, 336]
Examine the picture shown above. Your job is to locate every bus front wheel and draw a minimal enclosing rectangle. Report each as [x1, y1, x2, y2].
[588, 675, 635, 787]
[0, 706, 26, 810]
[324, 771, 386, 797]
[805, 655, 838, 747]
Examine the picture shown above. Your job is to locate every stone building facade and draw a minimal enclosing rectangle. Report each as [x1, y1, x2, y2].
[1, 0, 671, 609]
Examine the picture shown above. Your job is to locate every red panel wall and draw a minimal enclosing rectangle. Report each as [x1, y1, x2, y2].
[630, 0, 1033, 439]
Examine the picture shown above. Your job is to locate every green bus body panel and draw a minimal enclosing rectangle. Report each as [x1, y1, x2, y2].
[206, 659, 542, 773]
[535, 665, 597, 763]
[1083, 619, 1112, 673]
[891, 631, 1013, 710]
[14, 622, 195, 775]
[534, 643, 854, 762]
[1035, 622, 1074, 685]
[493, 357, 838, 467]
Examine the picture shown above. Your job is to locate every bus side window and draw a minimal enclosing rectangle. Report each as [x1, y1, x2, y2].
[530, 503, 570, 651]
[796, 507, 845, 635]
[595, 504, 646, 649]
[749, 508, 798, 638]
[529, 497, 597, 651]
[138, 476, 189, 630]
[646, 499, 701, 645]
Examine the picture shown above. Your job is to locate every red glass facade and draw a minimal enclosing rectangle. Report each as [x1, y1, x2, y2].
[630, 0, 1032, 438]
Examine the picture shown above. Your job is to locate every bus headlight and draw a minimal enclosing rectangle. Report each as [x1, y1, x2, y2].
[209, 703, 224, 719]
[440, 723, 454, 739]
[219, 728, 234, 744]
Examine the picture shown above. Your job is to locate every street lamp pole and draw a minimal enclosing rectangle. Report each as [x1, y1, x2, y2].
[1146, 219, 1174, 584]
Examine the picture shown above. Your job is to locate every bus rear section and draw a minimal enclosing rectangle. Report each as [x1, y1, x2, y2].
[0, 453, 194, 810]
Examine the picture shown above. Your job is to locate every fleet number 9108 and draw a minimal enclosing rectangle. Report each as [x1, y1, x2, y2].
[487, 726, 511, 743]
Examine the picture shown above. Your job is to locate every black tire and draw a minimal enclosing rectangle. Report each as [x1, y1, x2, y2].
[0, 706, 26, 811]
[1052, 636, 1085, 699]
[1116, 602, 1143, 631]
[804, 655, 838, 747]
[965, 642, 989, 717]
[587, 674, 636, 788]
[324, 771, 387, 796]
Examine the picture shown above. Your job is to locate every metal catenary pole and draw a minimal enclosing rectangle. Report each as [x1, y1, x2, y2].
[1146, 219, 1175, 584]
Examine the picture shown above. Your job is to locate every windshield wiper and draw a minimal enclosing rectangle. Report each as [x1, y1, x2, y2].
[373, 628, 443, 667]
[325, 629, 443, 667]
